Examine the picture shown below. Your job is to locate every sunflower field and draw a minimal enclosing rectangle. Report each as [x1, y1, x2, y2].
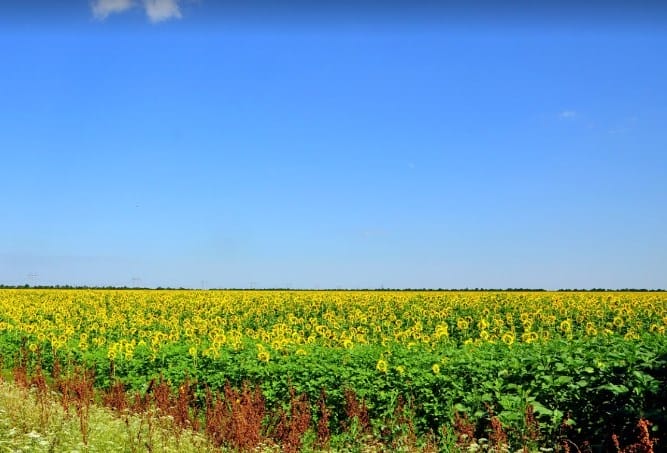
[1, 289, 666, 450]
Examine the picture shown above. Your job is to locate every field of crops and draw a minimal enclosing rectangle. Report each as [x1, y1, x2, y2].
[1, 289, 666, 450]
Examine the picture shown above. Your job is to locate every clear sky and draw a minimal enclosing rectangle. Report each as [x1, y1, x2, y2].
[1, 1, 666, 289]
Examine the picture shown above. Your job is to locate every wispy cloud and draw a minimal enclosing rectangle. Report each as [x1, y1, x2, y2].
[144, 0, 182, 23]
[91, 0, 135, 20]
[558, 110, 577, 119]
[91, 0, 183, 23]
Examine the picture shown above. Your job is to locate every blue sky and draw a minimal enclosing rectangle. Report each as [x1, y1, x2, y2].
[1, 1, 666, 289]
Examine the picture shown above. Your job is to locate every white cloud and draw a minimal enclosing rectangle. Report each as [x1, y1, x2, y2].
[91, 0, 183, 23]
[91, 0, 135, 20]
[143, 0, 182, 23]
[559, 110, 577, 119]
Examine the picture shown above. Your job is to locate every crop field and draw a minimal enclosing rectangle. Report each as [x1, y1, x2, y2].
[1, 289, 665, 451]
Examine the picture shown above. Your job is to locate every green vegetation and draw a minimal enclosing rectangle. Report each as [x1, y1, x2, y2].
[0, 379, 217, 452]
[0, 290, 665, 451]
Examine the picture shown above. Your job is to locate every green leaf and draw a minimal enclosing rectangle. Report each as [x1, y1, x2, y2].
[598, 383, 629, 395]
[531, 401, 552, 416]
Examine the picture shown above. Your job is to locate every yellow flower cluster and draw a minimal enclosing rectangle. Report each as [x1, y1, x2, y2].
[0, 290, 665, 364]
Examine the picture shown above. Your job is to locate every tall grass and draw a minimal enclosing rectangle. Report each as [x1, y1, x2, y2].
[0, 378, 218, 452]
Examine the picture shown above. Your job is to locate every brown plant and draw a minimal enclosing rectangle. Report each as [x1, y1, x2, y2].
[523, 404, 541, 445]
[343, 388, 370, 433]
[58, 368, 95, 445]
[613, 419, 658, 453]
[174, 379, 199, 431]
[30, 366, 52, 427]
[273, 387, 311, 453]
[12, 348, 29, 389]
[103, 380, 129, 413]
[151, 378, 172, 415]
[51, 356, 61, 382]
[451, 411, 477, 448]
[316, 389, 331, 448]
[487, 405, 508, 450]
[205, 382, 267, 451]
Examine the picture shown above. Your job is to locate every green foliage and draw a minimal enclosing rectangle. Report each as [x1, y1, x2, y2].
[12, 334, 658, 448]
[1, 289, 666, 448]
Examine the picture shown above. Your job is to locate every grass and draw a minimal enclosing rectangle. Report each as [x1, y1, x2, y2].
[0, 378, 219, 453]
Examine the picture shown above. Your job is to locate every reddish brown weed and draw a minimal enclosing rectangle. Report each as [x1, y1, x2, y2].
[343, 388, 370, 433]
[273, 387, 311, 453]
[205, 382, 267, 451]
[486, 405, 508, 450]
[316, 389, 331, 448]
[613, 419, 658, 453]
[103, 380, 129, 413]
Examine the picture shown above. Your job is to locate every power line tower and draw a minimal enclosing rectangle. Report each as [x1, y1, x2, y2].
[27, 273, 38, 286]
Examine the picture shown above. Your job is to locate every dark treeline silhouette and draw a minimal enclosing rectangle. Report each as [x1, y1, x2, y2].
[0, 285, 664, 292]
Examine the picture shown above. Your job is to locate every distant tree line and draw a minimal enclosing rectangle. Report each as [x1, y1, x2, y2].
[0, 285, 664, 292]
